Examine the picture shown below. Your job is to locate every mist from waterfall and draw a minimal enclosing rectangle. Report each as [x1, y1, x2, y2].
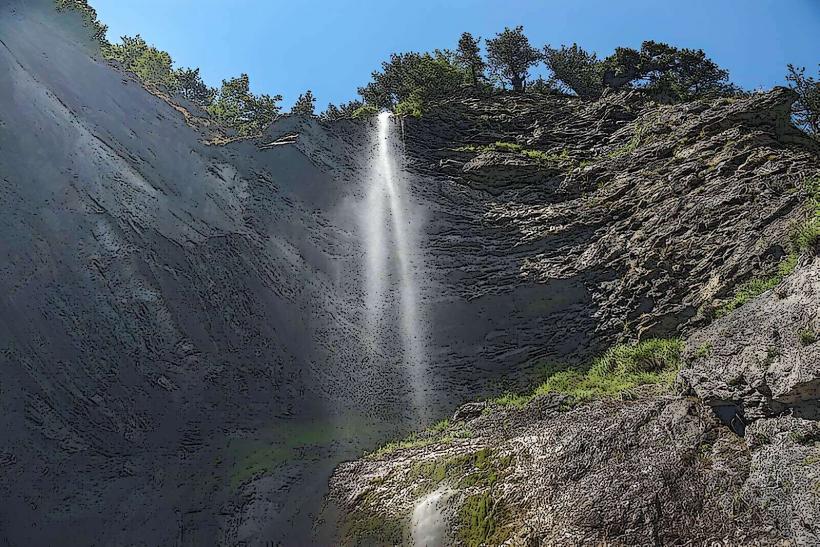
[362, 111, 428, 419]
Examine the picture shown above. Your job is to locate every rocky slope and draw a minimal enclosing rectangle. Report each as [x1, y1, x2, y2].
[1, 1, 819, 546]
[329, 255, 820, 546]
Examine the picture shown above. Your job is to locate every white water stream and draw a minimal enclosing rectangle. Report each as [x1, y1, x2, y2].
[411, 487, 451, 546]
[363, 111, 428, 418]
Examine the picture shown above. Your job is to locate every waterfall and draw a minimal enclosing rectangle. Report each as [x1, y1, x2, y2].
[411, 488, 451, 546]
[362, 111, 427, 419]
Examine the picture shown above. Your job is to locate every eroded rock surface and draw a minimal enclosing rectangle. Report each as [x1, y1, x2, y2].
[681, 254, 820, 420]
[330, 388, 820, 546]
[330, 256, 820, 544]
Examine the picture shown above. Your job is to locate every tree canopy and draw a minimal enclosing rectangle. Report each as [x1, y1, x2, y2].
[56, 1, 749, 126]
[291, 90, 317, 116]
[358, 51, 465, 111]
[456, 32, 486, 88]
[485, 26, 542, 92]
[602, 41, 738, 102]
[543, 43, 604, 99]
[320, 100, 365, 121]
[174, 68, 216, 106]
[207, 74, 282, 136]
[786, 64, 820, 138]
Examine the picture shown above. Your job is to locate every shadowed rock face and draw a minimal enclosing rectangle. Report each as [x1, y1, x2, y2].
[0, 3, 591, 545]
[1, 2, 819, 546]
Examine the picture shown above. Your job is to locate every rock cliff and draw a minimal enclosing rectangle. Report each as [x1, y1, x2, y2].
[329, 257, 820, 546]
[0, 1, 818, 545]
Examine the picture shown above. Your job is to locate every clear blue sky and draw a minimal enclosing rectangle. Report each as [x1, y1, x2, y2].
[90, 0, 819, 110]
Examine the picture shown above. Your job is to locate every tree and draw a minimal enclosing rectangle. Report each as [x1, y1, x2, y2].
[105, 34, 149, 68]
[786, 64, 820, 138]
[358, 51, 463, 110]
[131, 48, 175, 88]
[173, 68, 215, 106]
[291, 90, 317, 116]
[456, 32, 486, 88]
[320, 100, 364, 121]
[602, 41, 738, 102]
[105, 35, 176, 90]
[207, 74, 282, 136]
[543, 43, 604, 99]
[485, 26, 541, 92]
[56, 0, 109, 44]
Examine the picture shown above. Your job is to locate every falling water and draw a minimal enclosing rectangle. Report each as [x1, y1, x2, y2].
[363, 111, 427, 418]
[411, 488, 451, 546]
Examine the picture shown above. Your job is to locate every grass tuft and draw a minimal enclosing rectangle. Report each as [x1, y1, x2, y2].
[799, 329, 817, 346]
[491, 339, 683, 409]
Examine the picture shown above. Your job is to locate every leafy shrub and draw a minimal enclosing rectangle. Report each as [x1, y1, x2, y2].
[799, 329, 817, 346]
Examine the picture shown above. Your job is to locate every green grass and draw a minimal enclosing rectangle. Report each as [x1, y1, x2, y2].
[491, 339, 683, 409]
[799, 329, 818, 346]
[492, 141, 523, 152]
[715, 253, 799, 318]
[609, 125, 645, 158]
[368, 417, 473, 459]
[717, 176, 820, 319]
[369, 432, 441, 459]
[694, 342, 712, 359]
[791, 175, 820, 253]
[716, 275, 784, 318]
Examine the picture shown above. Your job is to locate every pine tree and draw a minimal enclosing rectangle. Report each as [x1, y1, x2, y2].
[291, 90, 317, 116]
[456, 32, 485, 88]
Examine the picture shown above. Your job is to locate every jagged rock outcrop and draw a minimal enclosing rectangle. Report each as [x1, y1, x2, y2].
[407, 88, 819, 345]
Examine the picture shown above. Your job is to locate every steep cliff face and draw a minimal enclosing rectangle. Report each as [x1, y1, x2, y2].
[1, 1, 819, 546]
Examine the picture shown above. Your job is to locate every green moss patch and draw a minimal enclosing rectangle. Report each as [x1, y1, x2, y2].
[458, 491, 509, 547]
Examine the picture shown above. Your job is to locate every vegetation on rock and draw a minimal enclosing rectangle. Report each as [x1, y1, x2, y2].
[206, 74, 282, 136]
[485, 26, 542, 93]
[492, 339, 683, 409]
[291, 89, 317, 116]
[786, 64, 820, 138]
